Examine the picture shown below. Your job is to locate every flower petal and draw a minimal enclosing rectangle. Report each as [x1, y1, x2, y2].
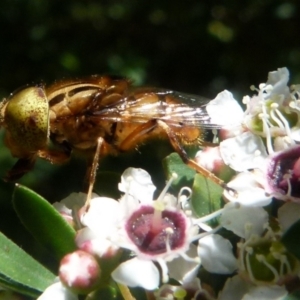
[206, 90, 244, 126]
[243, 285, 288, 300]
[81, 197, 120, 237]
[111, 257, 159, 290]
[37, 282, 78, 300]
[118, 168, 156, 203]
[197, 234, 237, 274]
[224, 172, 272, 207]
[220, 203, 268, 239]
[266, 67, 289, 98]
[53, 192, 90, 216]
[167, 244, 200, 284]
[220, 132, 268, 172]
[218, 275, 251, 300]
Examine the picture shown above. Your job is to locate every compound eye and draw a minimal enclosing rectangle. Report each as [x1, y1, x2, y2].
[4, 86, 49, 157]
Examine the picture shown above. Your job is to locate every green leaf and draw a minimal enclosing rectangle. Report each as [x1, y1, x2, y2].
[13, 184, 77, 260]
[0, 231, 55, 297]
[191, 173, 223, 219]
[281, 219, 300, 260]
[162, 152, 196, 191]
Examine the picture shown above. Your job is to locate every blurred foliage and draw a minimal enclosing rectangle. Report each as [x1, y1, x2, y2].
[0, 1, 300, 296]
[1, 0, 300, 97]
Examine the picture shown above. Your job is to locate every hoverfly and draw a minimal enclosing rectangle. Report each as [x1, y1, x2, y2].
[0, 76, 225, 201]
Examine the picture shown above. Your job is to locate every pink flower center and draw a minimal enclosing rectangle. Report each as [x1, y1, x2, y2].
[267, 146, 300, 197]
[126, 205, 186, 255]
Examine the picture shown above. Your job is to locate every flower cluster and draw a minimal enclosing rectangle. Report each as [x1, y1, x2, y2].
[39, 168, 237, 299]
[38, 68, 300, 300]
[204, 67, 300, 203]
[196, 67, 300, 298]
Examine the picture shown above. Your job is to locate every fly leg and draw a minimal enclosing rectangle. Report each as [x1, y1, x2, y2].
[4, 147, 72, 181]
[84, 137, 104, 210]
[37, 148, 71, 164]
[156, 120, 229, 190]
[4, 156, 37, 181]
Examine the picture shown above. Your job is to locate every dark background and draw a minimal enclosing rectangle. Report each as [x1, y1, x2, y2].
[0, 0, 300, 274]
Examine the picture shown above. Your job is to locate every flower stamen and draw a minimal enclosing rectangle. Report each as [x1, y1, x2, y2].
[259, 112, 274, 154]
[256, 254, 279, 282]
[245, 247, 255, 282]
[283, 171, 292, 197]
[179, 251, 201, 264]
[156, 173, 178, 203]
[194, 208, 223, 224]
[157, 258, 169, 283]
[270, 103, 285, 129]
[191, 224, 222, 242]
[151, 173, 178, 233]
[272, 103, 292, 137]
[165, 227, 174, 253]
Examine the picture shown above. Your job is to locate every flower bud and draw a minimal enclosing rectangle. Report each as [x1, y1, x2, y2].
[59, 250, 101, 294]
[195, 147, 233, 181]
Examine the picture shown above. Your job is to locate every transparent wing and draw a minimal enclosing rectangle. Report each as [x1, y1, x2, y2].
[92, 87, 220, 129]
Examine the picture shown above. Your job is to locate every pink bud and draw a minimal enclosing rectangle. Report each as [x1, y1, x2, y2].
[59, 250, 101, 294]
[195, 147, 224, 173]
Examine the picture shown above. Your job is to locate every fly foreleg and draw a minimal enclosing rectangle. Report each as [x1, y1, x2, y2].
[4, 156, 37, 181]
[156, 120, 228, 190]
[5, 148, 71, 181]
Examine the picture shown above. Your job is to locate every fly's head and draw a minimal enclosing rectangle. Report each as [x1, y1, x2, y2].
[1, 85, 50, 158]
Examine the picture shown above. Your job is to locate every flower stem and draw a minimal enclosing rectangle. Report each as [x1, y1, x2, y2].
[117, 283, 136, 300]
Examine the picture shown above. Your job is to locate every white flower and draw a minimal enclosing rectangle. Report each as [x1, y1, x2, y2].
[80, 168, 201, 290]
[207, 67, 298, 156]
[243, 67, 295, 154]
[37, 281, 78, 300]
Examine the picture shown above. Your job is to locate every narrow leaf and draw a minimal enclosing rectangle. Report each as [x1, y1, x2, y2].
[0, 231, 55, 297]
[13, 184, 76, 260]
